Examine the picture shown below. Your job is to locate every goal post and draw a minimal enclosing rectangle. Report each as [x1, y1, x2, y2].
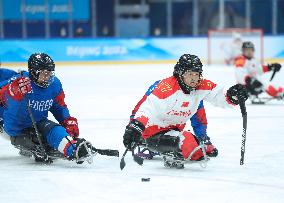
[208, 28, 264, 65]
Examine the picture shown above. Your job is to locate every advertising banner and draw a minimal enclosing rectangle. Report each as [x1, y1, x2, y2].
[0, 36, 283, 63]
[1, 0, 89, 20]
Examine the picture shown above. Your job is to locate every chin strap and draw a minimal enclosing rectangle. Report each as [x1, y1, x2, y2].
[177, 75, 203, 94]
[176, 76, 192, 94]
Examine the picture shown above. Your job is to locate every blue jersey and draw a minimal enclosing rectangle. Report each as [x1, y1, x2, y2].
[2, 71, 70, 136]
[0, 68, 17, 88]
[0, 68, 18, 118]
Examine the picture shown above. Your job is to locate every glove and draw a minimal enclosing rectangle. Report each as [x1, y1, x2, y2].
[267, 63, 281, 72]
[245, 77, 263, 88]
[226, 84, 248, 105]
[62, 117, 79, 138]
[244, 77, 263, 95]
[244, 76, 252, 86]
[123, 119, 145, 150]
[8, 76, 32, 101]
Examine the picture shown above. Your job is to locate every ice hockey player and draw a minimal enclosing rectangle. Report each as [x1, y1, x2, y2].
[123, 54, 248, 168]
[0, 67, 17, 131]
[0, 68, 19, 91]
[234, 41, 283, 101]
[0, 53, 94, 164]
[0, 67, 17, 87]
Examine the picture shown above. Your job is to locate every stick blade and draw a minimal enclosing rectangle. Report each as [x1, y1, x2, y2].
[133, 154, 144, 165]
[120, 158, 126, 170]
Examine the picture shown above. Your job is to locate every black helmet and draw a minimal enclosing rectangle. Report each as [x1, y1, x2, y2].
[242, 41, 255, 51]
[28, 53, 55, 88]
[173, 54, 203, 94]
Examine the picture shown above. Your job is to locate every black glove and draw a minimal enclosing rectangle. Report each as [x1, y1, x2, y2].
[244, 76, 252, 86]
[267, 63, 281, 72]
[123, 119, 145, 150]
[226, 84, 248, 105]
[244, 77, 263, 95]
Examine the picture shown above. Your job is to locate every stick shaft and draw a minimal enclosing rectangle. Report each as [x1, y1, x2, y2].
[239, 101, 247, 165]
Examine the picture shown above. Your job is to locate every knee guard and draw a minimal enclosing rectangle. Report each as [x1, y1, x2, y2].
[180, 131, 203, 160]
[37, 120, 60, 136]
[10, 130, 38, 150]
[245, 77, 263, 96]
[10, 120, 58, 150]
[266, 85, 279, 97]
[146, 131, 180, 153]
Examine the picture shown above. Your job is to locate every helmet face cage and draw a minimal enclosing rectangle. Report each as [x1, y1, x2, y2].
[242, 41, 255, 51]
[173, 54, 203, 94]
[28, 53, 55, 88]
[242, 41, 255, 59]
[30, 69, 55, 88]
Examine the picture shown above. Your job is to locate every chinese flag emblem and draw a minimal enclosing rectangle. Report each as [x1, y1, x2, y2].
[181, 102, 189, 107]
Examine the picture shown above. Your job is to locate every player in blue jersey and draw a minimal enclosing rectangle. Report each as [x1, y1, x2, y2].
[0, 67, 17, 135]
[0, 68, 17, 87]
[0, 53, 93, 164]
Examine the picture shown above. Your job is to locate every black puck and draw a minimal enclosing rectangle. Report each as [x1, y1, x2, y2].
[141, 178, 150, 182]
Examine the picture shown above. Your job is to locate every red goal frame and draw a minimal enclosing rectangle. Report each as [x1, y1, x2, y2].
[208, 28, 264, 65]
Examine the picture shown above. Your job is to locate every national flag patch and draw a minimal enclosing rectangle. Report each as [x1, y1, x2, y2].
[181, 102, 189, 107]
[235, 57, 245, 67]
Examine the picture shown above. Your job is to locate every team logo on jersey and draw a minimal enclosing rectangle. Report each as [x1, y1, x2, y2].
[157, 81, 172, 92]
[181, 102, 189, 107]
[166, 109, 191, 117]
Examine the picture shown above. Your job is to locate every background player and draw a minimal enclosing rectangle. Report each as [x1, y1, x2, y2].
[234, 41, 283, 101]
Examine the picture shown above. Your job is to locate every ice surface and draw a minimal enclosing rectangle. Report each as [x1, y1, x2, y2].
[0, 63, 283, 203]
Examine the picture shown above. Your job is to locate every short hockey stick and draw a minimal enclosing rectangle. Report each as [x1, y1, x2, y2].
[26, 95, 52, 163]
[119, 148, 128, 170]
[270, 68, 277, 81]
[132, 147, 144, 165]
[120, 144, 144, 170]
[92, 147, 119, 157]
[19, 71, 52, 163]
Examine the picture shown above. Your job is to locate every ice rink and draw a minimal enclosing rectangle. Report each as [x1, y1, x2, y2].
[0, 63, 284, 203]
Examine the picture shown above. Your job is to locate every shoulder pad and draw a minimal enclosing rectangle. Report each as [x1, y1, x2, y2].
[152, 76, 179, 99]
[234, 55, 246, 67]
[196, 79, 217, 90]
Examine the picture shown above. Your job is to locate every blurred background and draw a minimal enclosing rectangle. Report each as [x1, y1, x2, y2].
[0, 0, 283, 65]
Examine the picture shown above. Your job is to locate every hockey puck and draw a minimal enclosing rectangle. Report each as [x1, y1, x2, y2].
[141, 178, 150, 182]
